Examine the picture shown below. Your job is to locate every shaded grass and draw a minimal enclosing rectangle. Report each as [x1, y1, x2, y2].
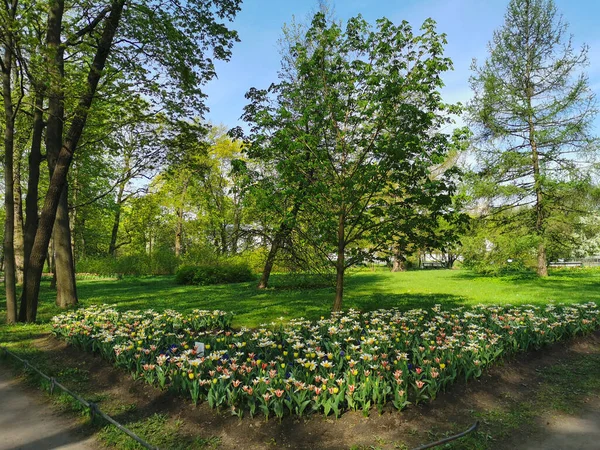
[418, 347, 600, 450]
[2, 268, 600, 328]
[98, 413, 221, 450]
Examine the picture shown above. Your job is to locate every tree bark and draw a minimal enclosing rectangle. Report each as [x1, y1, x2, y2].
[231, 207, 240, 254]
[22, 0, 126, 322]
[521, 2, 548, 278]
[220, 223, 228, 255]
[14, 151, 25, 284]
[175, 179, 188, 258]
[528, 97, 548, 277]
[2, 41, 17, 324]
[258, 230, 283, 289]
[108, 183, 126, 256]
[391, 245, 406, 272]
[49, 236, 57, 289]
[258, 202, 301, 289]
[108, 155, 130, 256]
[333, 212, 345, 312]
[44, 0, 77, 308]
[53, 187, 78, 307]
[19, 92, 44, 320]
[531, 142, 547, 276]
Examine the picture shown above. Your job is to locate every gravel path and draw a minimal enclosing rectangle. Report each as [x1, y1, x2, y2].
[0, 365, 97, 450]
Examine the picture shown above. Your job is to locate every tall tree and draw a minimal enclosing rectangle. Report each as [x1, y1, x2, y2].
[468, 0, 598, 277]
[17, 0, 241, 322]
[0, 0, 21, 323]
[244, 13, 464, 311]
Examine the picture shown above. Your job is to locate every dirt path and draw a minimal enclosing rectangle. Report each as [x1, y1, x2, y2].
[0, 366, 97, 450]
[506, 399, 600, 450]
[527, 410, 600, 450]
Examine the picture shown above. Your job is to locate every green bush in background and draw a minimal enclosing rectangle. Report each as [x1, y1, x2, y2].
[175, 262, 255, 285]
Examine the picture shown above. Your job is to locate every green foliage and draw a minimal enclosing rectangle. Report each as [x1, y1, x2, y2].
[243, 12, 467, 307]
[460, 214, 538, 275]
[175, 262, 255, 286]
[77, 252, 179, 276]
[467, 0, 599, 273]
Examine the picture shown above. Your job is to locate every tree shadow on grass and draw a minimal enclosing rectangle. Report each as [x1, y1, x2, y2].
[346, 292, 469, 313]
[453, 270, 539, 282]
[24, 272, 475, 326]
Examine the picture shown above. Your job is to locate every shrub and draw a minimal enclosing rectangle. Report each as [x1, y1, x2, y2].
[77, 253, 182, 276]
[175, 262, 255, 286]
[76, 256, 119, 276]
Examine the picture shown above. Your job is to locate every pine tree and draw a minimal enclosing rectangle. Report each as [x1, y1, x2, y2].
[468, 0, 598, 276]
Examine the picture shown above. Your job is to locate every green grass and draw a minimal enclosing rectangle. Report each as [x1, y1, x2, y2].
[4, 268, 600, 327]
[98, 413, 221, 450]
[1, 268, 599, 450]
[2, 268, 600, 327]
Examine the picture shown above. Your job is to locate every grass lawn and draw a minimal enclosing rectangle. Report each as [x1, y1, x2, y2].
[2, 268, 600, 327]
[1, 268, 599, 449]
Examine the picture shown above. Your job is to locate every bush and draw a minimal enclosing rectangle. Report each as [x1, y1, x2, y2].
[175, 262, 255, 286]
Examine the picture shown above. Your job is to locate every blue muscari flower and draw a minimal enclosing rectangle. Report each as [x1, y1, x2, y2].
[408, 363, 414, 371]
[340, 351, 345, 357]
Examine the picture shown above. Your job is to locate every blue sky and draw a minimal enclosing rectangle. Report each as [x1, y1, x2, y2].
[202, 0, 600, 132]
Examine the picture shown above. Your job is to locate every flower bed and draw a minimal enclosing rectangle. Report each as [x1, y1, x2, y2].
[51, 302, 599, 418]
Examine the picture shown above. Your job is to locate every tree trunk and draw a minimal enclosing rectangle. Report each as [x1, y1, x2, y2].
[528, 103, 548, 277]
[332, 212, 345, 312]
[175, 209, 183, 257]
[14, 151, 25, 284]
[108, 156, 129, 256]
[3, 43, 17, 324]
[231, 188, 242, 254]
[391, 245, 406, 272]
[69, 167, 77, 259]
[175, 180, 188, 258]
[49, 236, 56, 289]
[22, 0, 126, 322]
[258, 231, 283, 289]
[53, 187, 78, 308]
[108, 199, 123, 257]
[108, 186, 125, 257]
[19, 92, 44, 321]
[258, 202, 302, 289]
[231, 209, 240, 254]
[49, 236, 55, 280]
[220, 223, 228, 255]
[44, 6, 77, 308]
